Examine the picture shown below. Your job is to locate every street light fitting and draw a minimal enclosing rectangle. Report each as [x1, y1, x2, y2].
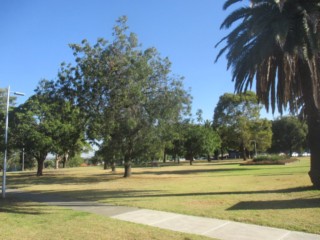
[13, 92, 25, 96]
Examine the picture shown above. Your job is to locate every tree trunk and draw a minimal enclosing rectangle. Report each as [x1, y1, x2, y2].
[163, 150, 167, 163]
[36, 158, 45, 176]
[55, 155, 62, 169]
[111, 161, 116, 172]
[124, 161, 131, 177]
[301, 61, 320, 189]
[104, 160, 109, 170]
[187, 153, 194, 165]
[62, 152, 69, 168]
[123, 153, 132, 178]
[241, 143, 247, 160]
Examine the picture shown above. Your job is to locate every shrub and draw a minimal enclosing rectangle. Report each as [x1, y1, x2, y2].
[44, 160, 55, 169]
[253, 154, 288, 162]
[67, 155, 84, 167]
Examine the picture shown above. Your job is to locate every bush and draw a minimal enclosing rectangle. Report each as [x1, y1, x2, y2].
[253, 154, 288, 162]
[44, 160, 55, 169]
[67, 155, 84, 167]
[240, 154, 297, 165]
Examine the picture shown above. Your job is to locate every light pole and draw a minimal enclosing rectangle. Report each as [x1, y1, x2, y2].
[22, 147, 25, 171]
[2, 86, 25, 198]
[250, 140, 257, 158]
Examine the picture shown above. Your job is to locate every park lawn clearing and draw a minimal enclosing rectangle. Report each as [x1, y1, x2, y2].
[6, 157, 320, 235]
[0, 197, 213, 240]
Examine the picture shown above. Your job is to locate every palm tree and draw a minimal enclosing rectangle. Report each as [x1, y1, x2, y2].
[216, 0, 320, 188]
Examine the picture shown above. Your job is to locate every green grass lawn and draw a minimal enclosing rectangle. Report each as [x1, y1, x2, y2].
[0, 198, 212, 240]
[3, 157, 320, 235]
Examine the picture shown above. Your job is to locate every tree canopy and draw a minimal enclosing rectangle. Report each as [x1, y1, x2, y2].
[271, 116, 308, 155]
[213, 91, 272, 159]
[54, 16, 191, 177]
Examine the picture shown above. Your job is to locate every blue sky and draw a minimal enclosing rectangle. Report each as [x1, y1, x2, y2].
[0, 0, 276, 120]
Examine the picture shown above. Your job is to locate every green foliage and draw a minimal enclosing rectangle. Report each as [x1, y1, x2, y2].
[181, 122, 221, 162]
[55, 16, 191, 176]
[213, 92, 272, 159]
[66, 154, 84, 168]
[44, 160, 55, 169]
[271, 116, 308, 154]
[9, 78, 88, 175]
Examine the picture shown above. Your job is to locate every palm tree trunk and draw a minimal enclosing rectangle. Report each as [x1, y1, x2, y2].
[301, 61, 320, 189]
[307, 109, 320, 188]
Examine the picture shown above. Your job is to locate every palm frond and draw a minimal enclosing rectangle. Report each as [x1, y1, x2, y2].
[218, 0, 320, 114]
[220, 7, 251, 29]
[223, 0, 243, 10]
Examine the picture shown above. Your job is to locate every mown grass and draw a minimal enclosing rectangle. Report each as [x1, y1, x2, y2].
[0, 198, 213, 240]
[5, 158, 320, 235]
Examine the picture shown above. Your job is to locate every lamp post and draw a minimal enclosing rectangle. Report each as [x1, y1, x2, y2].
[2, 86, 25, 198]
[22, 147, 25, 171]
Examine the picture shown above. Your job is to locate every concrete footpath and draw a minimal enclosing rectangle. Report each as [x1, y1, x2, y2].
[7, 189, 320, 240]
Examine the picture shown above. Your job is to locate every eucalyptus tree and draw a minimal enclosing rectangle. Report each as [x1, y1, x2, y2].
[217, 0, 320, 187]
[56, 17, 191, 177]
[213, 92, 272, 159]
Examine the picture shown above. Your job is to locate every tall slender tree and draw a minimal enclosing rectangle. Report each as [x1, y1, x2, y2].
[217, 0, 320, 188]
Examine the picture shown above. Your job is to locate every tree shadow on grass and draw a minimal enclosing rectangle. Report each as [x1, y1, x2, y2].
[9, 186, 319, 210]
[0, 197, 53, 215]
[227, 197, 320, 210]
[7, 173, 120, 188]
[7, 167, 257, 188]
[134, 168, 251, 175]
